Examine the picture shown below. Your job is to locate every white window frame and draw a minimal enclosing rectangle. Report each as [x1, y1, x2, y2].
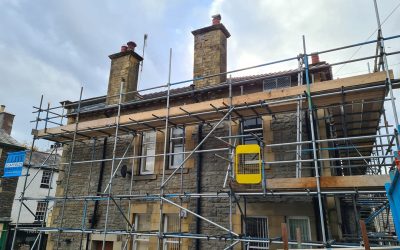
[287, 216, 312, 242]
[40, 170, 52, 189]
[140, 131, 156, 175]
[35, 201, 48, 222]
[163, 214, 181, 250]
[244, 216, 269, 249]
[132, 214, 150, 250]
[169, 127, 185, 169]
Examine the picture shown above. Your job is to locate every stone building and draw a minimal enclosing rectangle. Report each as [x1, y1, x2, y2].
[7, 150, 60, 250]
[37, 15, 392, 250]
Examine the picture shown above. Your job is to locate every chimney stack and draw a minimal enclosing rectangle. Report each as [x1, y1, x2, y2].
[192, 14, 230, 88]
[0, 105, 15, 135]
[106, 41, 143, 105]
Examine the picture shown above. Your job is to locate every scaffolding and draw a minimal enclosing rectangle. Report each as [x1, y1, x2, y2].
[8, 2, 400, 250]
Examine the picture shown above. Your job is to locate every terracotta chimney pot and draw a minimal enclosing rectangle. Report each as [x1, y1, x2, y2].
[311, 53, 320, 64]
[212, 14, 221, 25]
[127, 41, 137, 51]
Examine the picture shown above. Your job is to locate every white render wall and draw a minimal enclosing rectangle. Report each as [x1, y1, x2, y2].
[11, 166, 58, 224]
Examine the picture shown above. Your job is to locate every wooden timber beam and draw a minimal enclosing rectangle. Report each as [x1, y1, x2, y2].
[233, 175, 390, 192]
[36, 71, 393, 140]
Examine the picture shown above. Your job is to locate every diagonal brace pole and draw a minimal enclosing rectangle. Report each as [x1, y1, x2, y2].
[103, 136, 135, 193]
[110, 196, 134, 229]
[161, 107, 235, 188]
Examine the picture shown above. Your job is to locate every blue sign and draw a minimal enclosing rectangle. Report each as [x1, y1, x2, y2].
[3, 151, 26, 177]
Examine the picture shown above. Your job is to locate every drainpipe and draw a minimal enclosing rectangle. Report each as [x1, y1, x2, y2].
[195, 124, 203, 250]
[85, 137, 107, 250]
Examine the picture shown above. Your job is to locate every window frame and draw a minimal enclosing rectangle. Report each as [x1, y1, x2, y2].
[163, 214, 181, 250]
[243, 216, 269, 249]
[263, 76, 291, 91]
[40, 170, 52, 189]
[140, 130, 156, 175]
[241, 117, 264, 145]
[287, 216, 312, 242]
[34, 201, 48, 222]
[132, 214, 151, 250]
[169, 126, 185, 169]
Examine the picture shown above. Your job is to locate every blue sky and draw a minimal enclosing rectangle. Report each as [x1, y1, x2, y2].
[0, 0, 399, 149]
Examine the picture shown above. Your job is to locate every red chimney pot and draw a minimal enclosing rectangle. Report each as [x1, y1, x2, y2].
[121, 45, 128, 52]
[311, 53, 320, 64]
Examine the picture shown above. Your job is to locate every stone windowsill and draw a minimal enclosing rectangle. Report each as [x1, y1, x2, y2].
[164, 168, 189, 175]
[128, 169, 189, 181]
[132, 174, 157, 181]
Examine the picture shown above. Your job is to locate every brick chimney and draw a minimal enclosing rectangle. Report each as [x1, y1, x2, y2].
[106, 41, 143, 105]
[0, 105, 15, 135]
[192, 14, 230, 88]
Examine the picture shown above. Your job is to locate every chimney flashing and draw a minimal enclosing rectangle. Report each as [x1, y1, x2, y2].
[108, 50, 143, 61]
[191, 23, 231, 38]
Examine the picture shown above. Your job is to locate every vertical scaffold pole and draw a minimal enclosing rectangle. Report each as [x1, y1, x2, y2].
[102, 80, 124, 250]
[303, 35, 327, 244]
[158, 48, 173, 250]
[56, 87, 83, 250]
[228, 75, 234, 248]
[296, 56, 303, 178]
[37, 144, 59, 249]
[79, 138, 97, 250]
[373, 0, 399, 128]
[10, 95, 43, 250]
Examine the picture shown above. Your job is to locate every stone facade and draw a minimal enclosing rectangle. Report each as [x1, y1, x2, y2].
[48, 110, 318, 250]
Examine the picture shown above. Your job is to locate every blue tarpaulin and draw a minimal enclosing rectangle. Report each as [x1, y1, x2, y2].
[2, 151, 26, 177]
[385, 170, 400, 242]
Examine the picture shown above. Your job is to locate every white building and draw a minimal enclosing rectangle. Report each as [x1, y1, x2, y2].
[9, 150, 60, 249]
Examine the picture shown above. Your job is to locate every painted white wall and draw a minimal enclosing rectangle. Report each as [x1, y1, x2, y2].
[10, 167, 58, 224]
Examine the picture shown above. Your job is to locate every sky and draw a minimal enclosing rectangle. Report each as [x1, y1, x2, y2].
[0, 0, 399, 150]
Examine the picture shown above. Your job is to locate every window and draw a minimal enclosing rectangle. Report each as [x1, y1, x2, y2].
[263, 76, 291, 91]
[244, 217, 269, 249]
[241, 118, 263, 145]
[35, 201, 48, 222]
[133, 214, 151, 250]
[163, 214, 181, 250]
[40, 170, 52, 188]
[169, 127, 185, 169]
[287, 216, 311, 242]
[140, 131, 156, 175]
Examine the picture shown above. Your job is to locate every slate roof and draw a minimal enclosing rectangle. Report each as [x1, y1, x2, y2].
[24, 150, 61, 168]
[67, 63, 330, 114]
[0, 129, 23, 148]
